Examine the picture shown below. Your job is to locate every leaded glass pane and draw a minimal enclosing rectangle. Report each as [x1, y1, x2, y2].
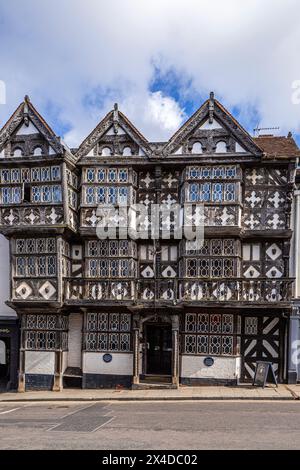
[224, 183, 235, 202]
[31, 168, 40, 182]
[108, 333, 119, 351]
[109, 313, 119, 331]
[222, 315, 234, 333]
[188, 183, 199, 202]
[212, 183, 223, 202]
[98, 313, 108, 331]
[185, 335, 196, 354]
[211, 259, 223, 277]
[26, 331, 36, 349]
[47, 239, 56, 253]
[109, 241, 118, 257]
[86, 187, 95, 204]
[46, 331, 56, 349]
[98, 333, 108, 351]
[245, 317, 258, 335]
[197, 335, 209, 354]
[185, 313, 196, 332]
[108, 187, 117, 204]
[47, 256, 57, 276]
[97, 168, 106, 182]
[87, 313, 98, 331]
[108, 169, 117, 183]
[53, 186, 62, 203]
[37, 315, 47, 329]
[199, 259, 209, 277]
[38, 256, 46, 276]
[87, 168, 95, 183]
[222, 336, 233, 355]
[41, 167, 50, 182]
[36, 331, 47, 349]
[26, 315, 36, 329]
[27, 257, 36, 276]
[120, 314, 131, 331]
[16, 257, 26, 276]
[210, 314, 222, 333]
[86, 332, 97, 351]
[99, 260, 108, 277]
[96, 186, 106, 203]
[119, 240, 129, 256]
[187, 259, 197, 277]
[197, 314, 209, 333]
[201, 183, 211, 201]
[209, 335, 221, 355]
[32, 186, 41, 202]
[37, 238, 46, 253]
[16, 239, 26, 254]
[120, 333, 130, 351]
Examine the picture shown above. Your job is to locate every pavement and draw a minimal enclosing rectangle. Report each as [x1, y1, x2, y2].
[1, 401, 300, 449]
[0, 383, 300, 402]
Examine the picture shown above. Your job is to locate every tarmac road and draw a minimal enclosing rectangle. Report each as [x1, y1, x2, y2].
[0, 400, 299, 450]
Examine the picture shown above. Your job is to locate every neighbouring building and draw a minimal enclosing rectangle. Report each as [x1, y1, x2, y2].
[0, 234, 18, 390]
[0, 93, 299, 391]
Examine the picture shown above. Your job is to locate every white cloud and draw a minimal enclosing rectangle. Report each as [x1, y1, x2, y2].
[0, 0, 300, 144]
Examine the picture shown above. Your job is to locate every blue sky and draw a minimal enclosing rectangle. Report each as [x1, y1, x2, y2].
[0, 0, 300, 147]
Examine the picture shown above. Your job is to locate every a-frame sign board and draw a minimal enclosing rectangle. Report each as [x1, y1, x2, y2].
[252, 361, 278, 388]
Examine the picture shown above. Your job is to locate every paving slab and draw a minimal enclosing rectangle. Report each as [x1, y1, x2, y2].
[0, 384, 299, 402]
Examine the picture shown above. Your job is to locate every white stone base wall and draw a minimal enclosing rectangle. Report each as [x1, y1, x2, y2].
[83, 352, 133, 376]
[181, 355, 241, 381]
[25, 351, 55, 375]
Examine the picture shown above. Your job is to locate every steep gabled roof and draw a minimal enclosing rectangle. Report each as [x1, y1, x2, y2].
[0, 96, 64, 154]
[75, 104, 151, 160]
[162, 93, 262, 157]
[254, 135, 300, 159]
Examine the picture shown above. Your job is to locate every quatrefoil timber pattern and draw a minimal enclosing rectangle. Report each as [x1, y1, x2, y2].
[243, 167, 289, 231]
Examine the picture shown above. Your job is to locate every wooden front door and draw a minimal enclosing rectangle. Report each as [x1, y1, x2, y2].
[146, 324, 172, 375]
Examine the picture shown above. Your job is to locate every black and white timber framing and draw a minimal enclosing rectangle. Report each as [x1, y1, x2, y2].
[0, 93, 300, 391]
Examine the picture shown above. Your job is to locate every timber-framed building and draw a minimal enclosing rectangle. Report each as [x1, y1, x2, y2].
[0, 93, 299, 391]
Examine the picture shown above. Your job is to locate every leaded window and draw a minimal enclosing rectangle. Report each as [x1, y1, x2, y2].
[188, 182, 237, 203]
[14, 238, 57, 278]
[84, 185, 130, 205]
[244, 317, 258, 335]
[23, 314, 68, 351]
[0, 187, 22, 204]
[31, 185, 62, 203]
[84, 167, 129, 184]
[84, 313, 131, 352]
[182, 239, 238, 278]
[186, 165, 237, 180]
[182, 313, 239, 356]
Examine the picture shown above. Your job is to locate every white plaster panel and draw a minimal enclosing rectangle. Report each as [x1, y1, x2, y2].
[199, 118, 222, 130]
[16, 121, 39, 135]
[25, 351, 55, 375]
[67, 313, 83, 368]
[181, 355, 240, 380]
[235, 142, 246, 153]
[83, 352, 133, 375]
[0, 235, 15, 316]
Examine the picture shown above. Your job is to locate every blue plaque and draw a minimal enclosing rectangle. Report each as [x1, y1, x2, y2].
[204, 357, 214, 367]
[103, 353, 112, 363]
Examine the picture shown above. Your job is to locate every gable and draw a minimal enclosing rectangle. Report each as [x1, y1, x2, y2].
[162, 93, 262, 157]
[76, 104, 151, 160]
[0, 96, 64, 157]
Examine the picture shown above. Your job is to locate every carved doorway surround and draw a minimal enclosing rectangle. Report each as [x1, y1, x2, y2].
[132, 313, 179, 387]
